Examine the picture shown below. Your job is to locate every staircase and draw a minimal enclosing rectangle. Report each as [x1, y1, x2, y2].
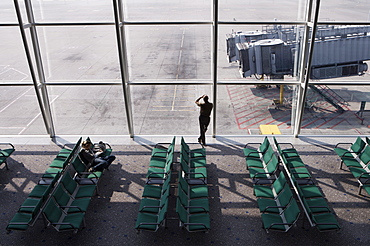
[308, 85, 348, 113]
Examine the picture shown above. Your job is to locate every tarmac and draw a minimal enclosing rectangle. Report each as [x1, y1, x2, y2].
[1, 135, 370, 246]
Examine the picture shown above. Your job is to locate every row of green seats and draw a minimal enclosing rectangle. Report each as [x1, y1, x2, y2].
[334, 137, 370, 195]
[253, 169, 301, 233]
[42, 137, 113, 233]
[6, 138, 82, 233]
[176, 174, 210, 232]
[180, 137, 207, 185]
[274, 137, 340, 232]
[42, 172, 96, 233]
[136, 138, 175, 233]
[178, 137, 210, 232]
[146, 137, 175, 185]
[136, 174, 171, 232]
[136, 137, 210, 233]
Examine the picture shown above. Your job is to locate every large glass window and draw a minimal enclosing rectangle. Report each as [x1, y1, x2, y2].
[301, 85, 370, 135]
[216, 84, 294, 135]
[37, 26, 120, 82]
[0, 86, 48, 135]
[219, 0, 307, 22]
[319, 0, 370, 22]
[127, 25, 212, 82]
[31, 0, 114, 22]
[0, 1, 369, 137]
[131, 84, 212, 135]
[0, 27, 32, 84]
[0, 0, 25, 23]
[48, 86, 128, 135]
[124, 0, 212, 22]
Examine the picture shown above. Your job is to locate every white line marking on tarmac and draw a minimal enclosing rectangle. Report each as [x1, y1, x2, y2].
[18, 95, 60, 135]
[0, 87, 33, 114]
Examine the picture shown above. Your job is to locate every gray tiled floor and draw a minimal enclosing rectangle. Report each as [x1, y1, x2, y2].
[1, 136, 370, 245]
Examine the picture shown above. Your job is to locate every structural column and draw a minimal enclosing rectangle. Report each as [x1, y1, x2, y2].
[113, 0, 134, 138]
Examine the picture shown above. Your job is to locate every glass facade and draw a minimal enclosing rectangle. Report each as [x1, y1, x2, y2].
[0, 0, 370, 137]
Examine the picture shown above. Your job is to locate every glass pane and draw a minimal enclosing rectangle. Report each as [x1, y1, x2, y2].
[219, 25, 303, 81]
[37, 26, 120, 82]
[132, 85, 213, 136]
[127, 25, 212, 82]
[219, 0, 308, 22]
[49, 86, 128, 135]
[124, 0, 212, 22]
[0, 86, 47, 135]
[0, 27, 32, 84]
[319, 0, 370, 22]
[301, 85, 370, 135]
[217, 84, 293, 135]
[0, 0, 26, 23]
[311, 24, 370, 82]
[31, 0, 114, 22]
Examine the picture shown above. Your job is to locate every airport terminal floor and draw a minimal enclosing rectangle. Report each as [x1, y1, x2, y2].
[1, 135, 370, 245]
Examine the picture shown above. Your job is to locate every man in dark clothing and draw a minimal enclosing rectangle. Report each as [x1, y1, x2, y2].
[195, 94, 213, 146]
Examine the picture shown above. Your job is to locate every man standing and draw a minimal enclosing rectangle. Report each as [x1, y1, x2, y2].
[195, 94, 213, 146]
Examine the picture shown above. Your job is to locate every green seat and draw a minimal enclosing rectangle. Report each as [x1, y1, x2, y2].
[302, 197, 332, 214]
[135, 196, 169, 232]
[348, 167, 370, 180]
[57, 137, 82, 157]
[149, 150, 174, 169]
[181, 137, 205, 158]
[43, 199, 85, 232]
[312, 213, 341, 232]
[257, 186, 293, 214]
[176, 201, 210, 232]
[254, 171, 287, 198]
[72, 156, 102, 181]
[42, 167, 63, 179]
[177, 187, 209, 214]
[178, 174, 208, 199]
[6, 212, 33, 231]
[249, 155, 279, 181]
[289, 167, 312, 179]
[49, 157, 69, 169]
[56, 149, 72, 159]
[139, 188, 170, 214]
[284, 156, 306, 169]
[180, 155, 207, 184]
[28, 184, 53, 199]
[261, 199, 300, 233]
[151, 136, 176, 159]
[335, 137, 366, 169]
[243, 137, 270, 159]
[245, 145, 275, 170]
[18, 198, 43, 215]
[342, 145, 370, 169]
[273, 137, 300, 159]
[303, 197, 340, 232]
[142, 176, 171, 199]
[181, 151, 207, 169]
[52, 184, 91, 213]
[148, 157, 167, 168]
[334, 137, 365, 158]
[296, 183, 323, 199]
[146, 158, 172, 184]
[61, 172, 96, 199]
[0, 143, 15, 170]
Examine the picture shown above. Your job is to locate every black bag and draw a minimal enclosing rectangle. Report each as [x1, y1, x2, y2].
[93, 141, 106, 154]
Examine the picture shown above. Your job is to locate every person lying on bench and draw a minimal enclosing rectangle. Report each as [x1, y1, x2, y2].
[80, 140, 116, 172]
